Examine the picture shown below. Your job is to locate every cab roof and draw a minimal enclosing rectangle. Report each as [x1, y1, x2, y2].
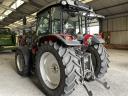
[37, 0, 91, 15]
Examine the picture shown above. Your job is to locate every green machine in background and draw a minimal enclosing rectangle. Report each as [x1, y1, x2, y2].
[0, 28, 16, 51]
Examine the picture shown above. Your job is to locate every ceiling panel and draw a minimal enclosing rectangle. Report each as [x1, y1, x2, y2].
[0, 7, 5, 13]
[0, 0, 4, 3]
[89, 0, 128, 10]
[31, 0, 49, 6]
[2, 0, 14, 6]
[96, 3, 128, 16]
[19, 3, 39, 13]
[88, 0, 128, 16]
[1, 0, 128, 28]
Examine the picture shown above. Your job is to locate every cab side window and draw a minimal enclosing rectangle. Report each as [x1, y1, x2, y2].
[51, 7, 61, 34]
[37, 10, 50, 35]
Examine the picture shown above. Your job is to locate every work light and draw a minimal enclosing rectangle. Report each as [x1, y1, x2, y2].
[61, 0, 67, 5]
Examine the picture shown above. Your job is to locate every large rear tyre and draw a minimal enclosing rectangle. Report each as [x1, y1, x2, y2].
[87, 44, 110, 79]
[35, 42, 80, 96]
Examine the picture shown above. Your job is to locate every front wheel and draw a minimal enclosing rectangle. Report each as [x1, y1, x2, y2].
[15, 47, 31, 76]
[35, 42, 80, 96]
[87, 44, 110, 79]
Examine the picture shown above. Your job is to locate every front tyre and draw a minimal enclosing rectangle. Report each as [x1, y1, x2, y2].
[15, 47, 31, 76]
[35, 42, 80, 96]
[87, 44, 110, 79]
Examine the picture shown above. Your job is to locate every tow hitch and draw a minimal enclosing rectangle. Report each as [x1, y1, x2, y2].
[75, 46, 110, 96]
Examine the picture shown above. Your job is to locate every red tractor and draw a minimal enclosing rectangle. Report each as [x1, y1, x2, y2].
[15, 0, 110, 96]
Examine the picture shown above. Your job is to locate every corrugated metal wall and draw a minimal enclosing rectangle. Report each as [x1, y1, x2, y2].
[102, 15, 128, 44]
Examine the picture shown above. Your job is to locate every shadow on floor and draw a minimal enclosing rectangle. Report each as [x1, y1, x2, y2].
[10, 60, 46, 96]
[0, 51, 14, 55]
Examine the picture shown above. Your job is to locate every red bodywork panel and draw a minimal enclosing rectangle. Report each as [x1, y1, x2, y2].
[31, 34, 75, 54]
[32, 47, 38, 54]
[59, 34, 75, 41]
[84, 34, 93, 46]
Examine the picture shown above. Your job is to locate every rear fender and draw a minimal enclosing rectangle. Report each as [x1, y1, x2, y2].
[38, 34, 81, 46]
[84, 34, 105, 46]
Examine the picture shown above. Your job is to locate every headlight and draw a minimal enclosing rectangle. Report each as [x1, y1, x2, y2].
[61, 0, 67, 5]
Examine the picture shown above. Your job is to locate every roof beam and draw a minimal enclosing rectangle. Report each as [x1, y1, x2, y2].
[28, 0, 43, 8]
[106, 11, 128, 17]
[0, 4, 15, 11]
[95, 1, 128, 11]
[0, 0, 4, 3]
[0, 13, 6, 17]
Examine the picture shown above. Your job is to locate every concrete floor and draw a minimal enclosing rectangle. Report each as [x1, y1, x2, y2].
[0, 49, 128, 96]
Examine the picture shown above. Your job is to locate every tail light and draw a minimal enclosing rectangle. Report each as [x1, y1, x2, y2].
[84, 34, 93, 46]
[64, 35, 74, 41]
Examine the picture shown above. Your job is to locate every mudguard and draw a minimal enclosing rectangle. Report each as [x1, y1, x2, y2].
[84, 34, 105, 46]
[38, 34, 81, 46]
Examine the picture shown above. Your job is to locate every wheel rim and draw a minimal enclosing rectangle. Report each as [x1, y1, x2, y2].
[40, 52, 60, 89]
[17, 54, 24, 72]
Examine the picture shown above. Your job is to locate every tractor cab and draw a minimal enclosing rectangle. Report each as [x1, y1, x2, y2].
[36, 0, 104, 42]
[15, 1, 110, 96]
